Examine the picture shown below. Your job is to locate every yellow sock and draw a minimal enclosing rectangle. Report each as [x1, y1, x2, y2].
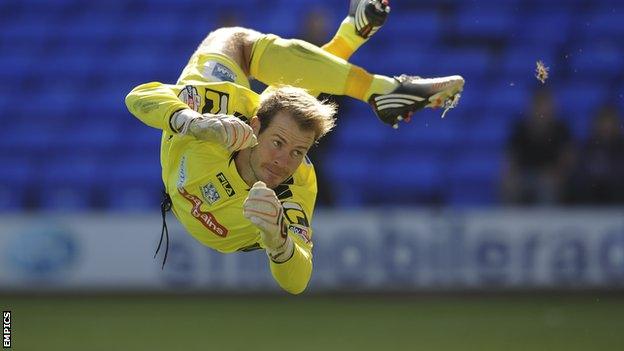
[250, 34, 397, 102]
[344, 67, 398, 101]
[322, 17, 366, 61]
[365, 73, 398, 101]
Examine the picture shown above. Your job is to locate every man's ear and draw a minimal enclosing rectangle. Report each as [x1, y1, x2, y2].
[249, 116, 261, 134]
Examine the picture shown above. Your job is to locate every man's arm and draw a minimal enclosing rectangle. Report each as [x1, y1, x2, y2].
[125, 82, 190, 134]
[269, 235, 312, 295]
[243, 181, 313, 294]
[125, 82, 257, 151]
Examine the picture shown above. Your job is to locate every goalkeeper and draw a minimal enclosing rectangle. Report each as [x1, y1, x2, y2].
[125, 0, 464, 294]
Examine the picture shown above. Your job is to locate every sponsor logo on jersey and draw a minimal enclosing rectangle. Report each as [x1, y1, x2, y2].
[178, 187, 228, 237]
[288, 224, 311, 243]
[283, 201, 310, 227]
[177, 155, 187, 188]
[200, 182, 221, 205]
[177, 85, 201, 112]
[216, 172, 235, 197]
[202, 61, 237, 83]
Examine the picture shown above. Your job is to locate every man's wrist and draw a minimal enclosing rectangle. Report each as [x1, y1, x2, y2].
[170, 109, 202, 134]
[267, 235, 294, 263]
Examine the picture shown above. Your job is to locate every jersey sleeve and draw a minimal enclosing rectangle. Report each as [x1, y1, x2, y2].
[127, 80, 260, 128]
[269, 176, 317, 294]
[125, 81, 189, 134]
[269, 233, 313, 295]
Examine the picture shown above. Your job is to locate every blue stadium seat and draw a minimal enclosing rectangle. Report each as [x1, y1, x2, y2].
[247, 7, 300, 38]
[51, 122, 122, 155]
[457, 109, 513, 151]
[0, 159, 35, 210]
[16, 0, 79, 7]
[19, 91, 77, 123]
[38, 157, 99, 210]
[106, 185, 162, 211]
[0, 54, 35, 82]
[380, 12, 442, 46]
[325, 152, 374, 207]
[457, 0, 522, 8]
[119, 127, 162, 153]
[396, 116, 459, 150]
[375, 153, 444, 204]
[0, 125, 56, 156]
[2, 18, 53, 43]
[101, 155, 163, 210]
[333, 102, 388, 150]
[581, 10, 624, 42]
[121, 14, 181, 42]
[357, 48, 428, 77]
[446, 151, 503, 206]
[57, 13, 120, 43]
[484, 85, 531, 117]
[569, 45, 623, 79]
[0, 94, 7, 117]
[514, 11, 572, 46]
[521, 0, 587, 11]
[455, 9, 516, 41]
[554, 83, 608, 138]
[441, 49, 491, 80]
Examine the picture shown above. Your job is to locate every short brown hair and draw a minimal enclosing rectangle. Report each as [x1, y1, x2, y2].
[256, 86, 337, 142]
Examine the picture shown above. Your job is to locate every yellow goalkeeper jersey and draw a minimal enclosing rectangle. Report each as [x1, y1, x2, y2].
[125, 52, 315, 294]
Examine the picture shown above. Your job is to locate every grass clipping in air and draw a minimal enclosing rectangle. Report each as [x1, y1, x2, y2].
[536, 60, 549, 84]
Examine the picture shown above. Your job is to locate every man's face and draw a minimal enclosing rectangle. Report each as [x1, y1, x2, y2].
[248, 112, 315, 188]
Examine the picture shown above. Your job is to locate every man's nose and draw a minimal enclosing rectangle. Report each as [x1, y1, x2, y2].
[272, 151, 288, 166]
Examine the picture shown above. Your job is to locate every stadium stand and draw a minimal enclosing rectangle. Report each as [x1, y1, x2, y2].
[0, 0, 622, 210]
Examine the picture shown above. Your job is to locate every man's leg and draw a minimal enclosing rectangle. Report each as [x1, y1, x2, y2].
[250, 32, 464, 128]
[285, 0, 390, 98]
[250, 34, 395, 103]
[250, 1, 394, 103]
[322, 0, 390, 61]
[199, 3, 464, 128]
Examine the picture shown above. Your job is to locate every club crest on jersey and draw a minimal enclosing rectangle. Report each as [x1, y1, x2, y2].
[288, 224, 311, 243]
[216, 172, 235, 197]
[202, 61, 237, 83]
[177, 85, 201, 112]
[200, 182, 221, 205]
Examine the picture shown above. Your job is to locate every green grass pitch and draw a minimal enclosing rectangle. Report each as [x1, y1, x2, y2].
[3, 293, 624, 351]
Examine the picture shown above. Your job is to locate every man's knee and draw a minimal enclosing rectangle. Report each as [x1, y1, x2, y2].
[200, 27, 263, 76]
[207, 26, 263, 43]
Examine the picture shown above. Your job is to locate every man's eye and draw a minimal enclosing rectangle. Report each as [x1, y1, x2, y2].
[273, 140, 281, 147]
[292, 150, 303, 158]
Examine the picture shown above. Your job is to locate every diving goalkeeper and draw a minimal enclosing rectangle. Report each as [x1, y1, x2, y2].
[125, 0, 464, 294]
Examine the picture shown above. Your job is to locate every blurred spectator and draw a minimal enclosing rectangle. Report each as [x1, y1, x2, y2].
[502, 88, 575, 205]
[216, 9, 243, 28]
[566, 104, 624, 204]
[300, 7, 331, 46]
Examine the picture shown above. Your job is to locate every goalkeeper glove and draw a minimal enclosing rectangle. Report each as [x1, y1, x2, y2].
[243, 181, 294, 263]
[171, 109, 258, 152]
